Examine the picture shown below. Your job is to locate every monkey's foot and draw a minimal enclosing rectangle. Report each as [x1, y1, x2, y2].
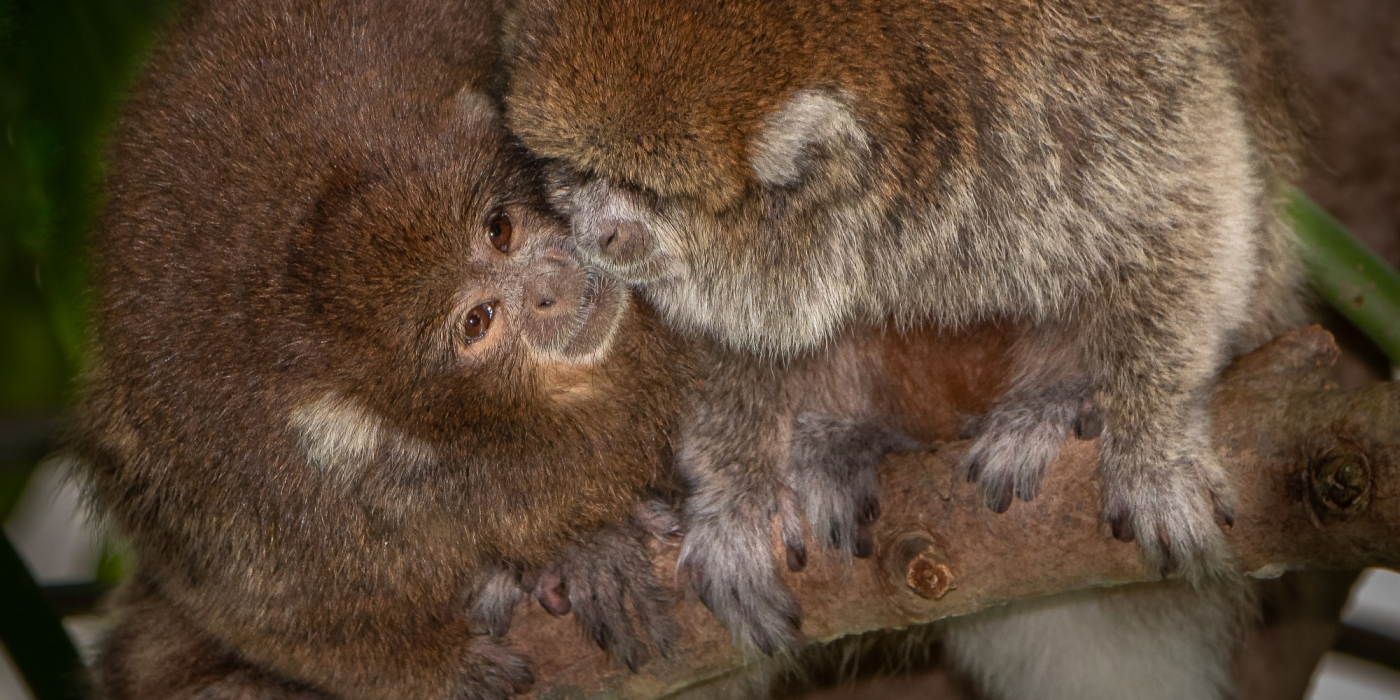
[469, 568, 526, 638]
[679, 508, 804, 656]
[788, 416, 912, 561]
[452, 636, 535, 700]
[532, 520, 680, 671]
[1101, 449, 1235, 582]
[962, 388, 1098, 512]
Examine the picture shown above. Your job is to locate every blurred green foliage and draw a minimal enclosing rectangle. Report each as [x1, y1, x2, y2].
[1, 0, 183, 521]
[2, 0, 182, 409]
[2, 5, 183, 695]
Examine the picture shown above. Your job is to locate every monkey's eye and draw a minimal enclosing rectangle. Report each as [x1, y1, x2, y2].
[462, 302, 495, 344]
[487, 212, 512, 253]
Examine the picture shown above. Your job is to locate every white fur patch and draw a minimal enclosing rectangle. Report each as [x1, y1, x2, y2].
[453, 88, 501, 125]
[750, 89, 869, 187]
[289, 392, 384, 476]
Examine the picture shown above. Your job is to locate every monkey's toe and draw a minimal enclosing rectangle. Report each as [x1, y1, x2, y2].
[785, 539, 809, 572]
[1073, 399, 1104, 440]
[456, 637, 534, 699]
[532, 568, 571, 617]
[854, 523, 874, 559]
[555, 521, 680, 671]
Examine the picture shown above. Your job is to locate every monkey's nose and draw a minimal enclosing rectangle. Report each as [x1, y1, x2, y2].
[593, 217, 654, 268]
[520, 249, 593, 353]
[524, 252, 585, 317]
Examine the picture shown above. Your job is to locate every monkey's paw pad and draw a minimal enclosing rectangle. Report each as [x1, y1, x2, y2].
[544, 522, 680, 671]
[1101, 457, 1234, 582]
[962, 395, 1083, 512]
[679, 512, 804, 656]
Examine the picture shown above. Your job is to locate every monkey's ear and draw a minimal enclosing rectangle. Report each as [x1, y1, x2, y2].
[749, 89, 870, 189]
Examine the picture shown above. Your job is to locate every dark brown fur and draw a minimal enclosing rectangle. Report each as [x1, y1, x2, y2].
[78, 0, 693, 697]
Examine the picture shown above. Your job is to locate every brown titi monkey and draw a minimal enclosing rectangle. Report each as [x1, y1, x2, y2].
[504, 0, 1307, 660]
[77, 0, 692, 697]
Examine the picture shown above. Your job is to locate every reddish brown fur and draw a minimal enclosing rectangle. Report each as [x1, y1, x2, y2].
[97, 577, 326, 700]
[873, 325, 1020, 443]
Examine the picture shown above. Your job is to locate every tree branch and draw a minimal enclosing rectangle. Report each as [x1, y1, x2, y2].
[506, 326, 1400, 698]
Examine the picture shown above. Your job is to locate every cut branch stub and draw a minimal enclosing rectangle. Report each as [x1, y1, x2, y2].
[881, 531, 956, 600]
[1309, 446, 1372, 517]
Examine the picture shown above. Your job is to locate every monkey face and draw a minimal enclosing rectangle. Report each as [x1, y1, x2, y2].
[282, 112, 633, 448]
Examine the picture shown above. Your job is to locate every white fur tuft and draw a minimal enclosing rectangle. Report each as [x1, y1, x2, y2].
[750, 89, 869, 187]
[288, 392, 384, 477]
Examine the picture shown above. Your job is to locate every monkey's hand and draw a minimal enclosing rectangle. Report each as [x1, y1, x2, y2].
[678, 498, 805, 656]
[530, 514, 682, 671]
[1100, 436, 1236, 581]
[788, 416, 916, 561]
[962, 386, 1100, 512]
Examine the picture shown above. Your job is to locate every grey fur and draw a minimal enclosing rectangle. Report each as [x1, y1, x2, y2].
[941, 580, 1253, 700]
[468, 568, 526, 639]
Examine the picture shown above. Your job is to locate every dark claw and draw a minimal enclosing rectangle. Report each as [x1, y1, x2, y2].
[1073, 401, 1104, 440]
[786, 607, 803, 632]
[987, 481, 1013, 513]
[623, 645, 647, 672]
[1213, 500, 1235, 528]
[965, 457, 984, 483]
[1157, 527, 1177, 573]
[857, 497, 881, 525]
[1110, 514, 1135, 542]
[854, 524, 874, 559]
[512, 668, 535, 694]
[786, 540, 808, 572]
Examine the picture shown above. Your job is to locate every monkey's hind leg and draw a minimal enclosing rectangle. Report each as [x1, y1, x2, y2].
[1087, 282, 1239, 580]
[676, 356, 805, 656]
